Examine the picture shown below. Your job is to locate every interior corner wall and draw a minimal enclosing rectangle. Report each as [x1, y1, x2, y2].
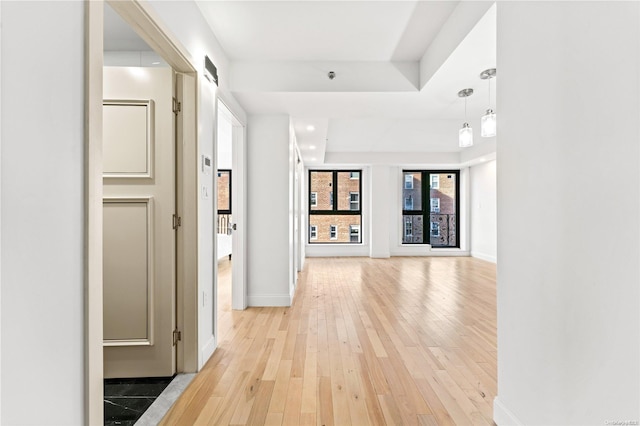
[470, 160, 496, 263]
[495, 2, 640, 425]
[1, 2, 85, 423]
[247, 115, 293, 306]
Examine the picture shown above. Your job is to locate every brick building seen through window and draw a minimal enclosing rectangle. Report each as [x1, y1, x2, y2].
[402, 170, 459, 247]
[309, 170, 361, 244]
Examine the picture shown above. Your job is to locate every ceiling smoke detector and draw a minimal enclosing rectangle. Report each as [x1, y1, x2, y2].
[328, 71, 336, 80]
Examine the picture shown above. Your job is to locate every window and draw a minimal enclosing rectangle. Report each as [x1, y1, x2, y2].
[309, 170, 362, 244]
[402, 170, 459, 247]
[330, 225, 338, 240]
[349, 225, 360, 243]
[404, 219, 413, 238]
[349, 192, 359, 211]
[431, 174, 439, 189]
[217, 169, 232, 214]
[216, 169, 232, 235]
[405, 196, 413, 210]
[430, 198, 440, 213]
[404, 174, 413, 189]
[430, 222, 440, 237]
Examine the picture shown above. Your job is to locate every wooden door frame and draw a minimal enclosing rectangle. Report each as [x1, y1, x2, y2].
[216, 97, 247, 311]
[85, 1, 199, 423]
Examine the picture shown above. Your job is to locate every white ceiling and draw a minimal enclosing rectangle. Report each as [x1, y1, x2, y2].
[196, 1, 458, 61]
[104, 3, 152, 51]
[196, 0, 497, 165]
[105, 0, 497, 165]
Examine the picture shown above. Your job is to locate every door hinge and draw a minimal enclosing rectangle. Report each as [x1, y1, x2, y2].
[172, 97, 181, 115]
[173, 329, 182, 346]
[172, 214, 182, 230]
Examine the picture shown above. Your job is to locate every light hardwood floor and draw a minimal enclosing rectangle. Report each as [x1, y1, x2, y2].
[161, 256, 497, 425]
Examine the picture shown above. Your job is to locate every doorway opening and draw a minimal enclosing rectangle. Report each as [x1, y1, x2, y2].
[102, 3, 176, 424]
[215, 99, 246, 345]
[215, 101, 234, 340]
[96, 2, 199, 424]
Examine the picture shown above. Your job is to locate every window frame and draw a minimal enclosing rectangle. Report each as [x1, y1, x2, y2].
[430, 222, 440, 237]
[430, 174, 440, 189]
[430, 197, 440, 213]
[404, 195, 413, 210]
[308, 169, 363, 244]
[404, 173, 413, 189]
[349, 225, 360, 243]
[402, 170, 460, 248]
[404, 218, 413, 238]
[310, 225, 317, 240]
[349, 192, 359, 211]
[329, 225, 338, 240]
[310, 192, 318, 207]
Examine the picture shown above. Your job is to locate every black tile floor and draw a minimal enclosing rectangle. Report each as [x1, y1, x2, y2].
[104, 376, 174, 426]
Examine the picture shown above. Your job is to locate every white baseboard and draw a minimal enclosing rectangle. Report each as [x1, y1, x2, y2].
[471, 251, 497, 263]
[248, 293, 292, 307]
[305, 244, 370, 257]
[493, 397, 523, 425]
[199, 335, 216, 370]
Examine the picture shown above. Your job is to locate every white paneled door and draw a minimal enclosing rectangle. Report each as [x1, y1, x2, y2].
[103, 67, 176, 378]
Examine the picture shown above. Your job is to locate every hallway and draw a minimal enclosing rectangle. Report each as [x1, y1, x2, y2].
[160, 257, 497, 425]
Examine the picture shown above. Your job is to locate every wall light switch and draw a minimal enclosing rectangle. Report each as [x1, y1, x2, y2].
[202, 155, 212, 175]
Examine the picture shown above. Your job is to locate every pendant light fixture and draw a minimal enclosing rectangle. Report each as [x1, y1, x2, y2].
[480, 68, 496, 137]
[458, 88, 474, 148]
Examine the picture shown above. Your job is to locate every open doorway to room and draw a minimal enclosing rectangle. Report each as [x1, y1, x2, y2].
[102, 3, 176, 424]
[215, 101, 234, 339]
[98, 2, 198, 424]
[215, 99, 246, 343]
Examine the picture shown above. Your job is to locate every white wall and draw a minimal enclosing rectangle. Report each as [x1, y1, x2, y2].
[495, 2, 639, 425]
[197, 75, 216, 365]
[247, 115, 294, 306]
[217, 109, 233, 169]
[147, 0, 247, 366]
[370, 165, 391, 258]
[470, 160, 496, 263]
[0, 1, 3, 419]
[1, 2, 85, 423]
[289, 123, 297, 293]
[148, 1, 246, 124]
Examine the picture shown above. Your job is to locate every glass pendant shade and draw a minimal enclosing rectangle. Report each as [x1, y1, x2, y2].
[481, 109, 497, 137]
[459, 123, 473, 147]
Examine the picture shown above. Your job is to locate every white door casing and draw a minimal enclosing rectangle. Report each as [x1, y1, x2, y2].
[103, 66, 176, 378]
